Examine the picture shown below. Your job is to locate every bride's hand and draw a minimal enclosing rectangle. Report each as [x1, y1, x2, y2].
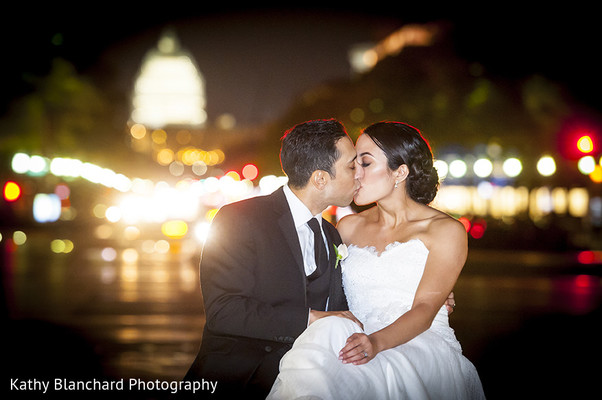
[339, 333, 379, 365]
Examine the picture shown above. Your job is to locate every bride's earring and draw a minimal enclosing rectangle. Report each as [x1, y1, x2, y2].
[394, 181, 399, 189]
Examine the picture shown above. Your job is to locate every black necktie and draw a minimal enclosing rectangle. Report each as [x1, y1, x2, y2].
[307, 217, 329, 278]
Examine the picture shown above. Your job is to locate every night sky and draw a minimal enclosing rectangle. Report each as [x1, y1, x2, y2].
[2, 3, 599, 124]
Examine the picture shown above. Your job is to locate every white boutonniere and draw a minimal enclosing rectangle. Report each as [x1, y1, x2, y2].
[333, 243, 348, 269]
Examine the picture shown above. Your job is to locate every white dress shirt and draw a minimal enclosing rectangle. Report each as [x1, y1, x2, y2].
[282, 184, 329, 276]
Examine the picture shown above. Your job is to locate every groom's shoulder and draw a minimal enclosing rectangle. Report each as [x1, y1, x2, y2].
[217, 189, 281, 218]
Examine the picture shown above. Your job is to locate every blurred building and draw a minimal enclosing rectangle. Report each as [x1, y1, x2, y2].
[131, 29, 207, 129]
[127, 29, 266, 179]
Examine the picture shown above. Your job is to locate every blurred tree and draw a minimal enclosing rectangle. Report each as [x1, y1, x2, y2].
[0, 59, 122, 160]
[260, 27, 581, 176]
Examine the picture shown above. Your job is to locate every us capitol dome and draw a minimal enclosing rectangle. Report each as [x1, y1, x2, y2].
[130, 29, 207, 129]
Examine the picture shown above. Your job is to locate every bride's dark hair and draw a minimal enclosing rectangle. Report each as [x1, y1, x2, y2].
[363, 121, 439, 204]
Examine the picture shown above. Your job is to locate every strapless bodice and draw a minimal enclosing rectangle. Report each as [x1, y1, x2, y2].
[342, 239, 450, 337]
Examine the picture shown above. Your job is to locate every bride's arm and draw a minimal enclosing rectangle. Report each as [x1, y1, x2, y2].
[339, 218, 467, 365]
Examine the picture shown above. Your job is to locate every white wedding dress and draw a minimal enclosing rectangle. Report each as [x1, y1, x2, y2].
[268, 239, 485, 399]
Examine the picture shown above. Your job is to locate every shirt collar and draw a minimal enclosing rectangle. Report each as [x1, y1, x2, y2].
[283, 184, 323, 229]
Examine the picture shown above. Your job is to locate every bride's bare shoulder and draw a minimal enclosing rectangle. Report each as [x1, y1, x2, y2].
[427, 208, 467, 243]
[336, 212, 362, 236]
[337, 207, 376, 243]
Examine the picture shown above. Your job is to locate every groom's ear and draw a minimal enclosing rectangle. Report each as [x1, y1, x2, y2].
[310, 170, 329, 190]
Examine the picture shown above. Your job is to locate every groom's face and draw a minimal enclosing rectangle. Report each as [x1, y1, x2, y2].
[324, 136, 361, 207]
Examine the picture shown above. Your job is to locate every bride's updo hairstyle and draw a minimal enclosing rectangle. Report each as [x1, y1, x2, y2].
[363, 122, 439, 204]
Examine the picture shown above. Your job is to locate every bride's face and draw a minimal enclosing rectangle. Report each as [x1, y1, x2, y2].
[354, 134, 397, 206]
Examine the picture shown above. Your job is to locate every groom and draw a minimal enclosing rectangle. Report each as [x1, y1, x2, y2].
[184, 119, 362, 398]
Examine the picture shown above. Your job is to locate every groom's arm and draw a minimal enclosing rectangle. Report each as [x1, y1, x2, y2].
[200, 203, 309, 344]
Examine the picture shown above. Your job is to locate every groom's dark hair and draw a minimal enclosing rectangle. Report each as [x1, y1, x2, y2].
[280, 119, 348, 189]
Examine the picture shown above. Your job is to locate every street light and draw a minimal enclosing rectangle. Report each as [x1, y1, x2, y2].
[433, 160, 448, 180]
[536, 156, 556, 177]
[502, 158, 523, 178]
[578, 156, 596, 175]
[473, 158, 493, 178]
[449, 160, 467, 178]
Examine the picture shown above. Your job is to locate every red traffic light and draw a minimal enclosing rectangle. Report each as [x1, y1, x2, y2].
[3, 181, 22, 202]
[576, 135, 594, 154]
[557, 119, 599, 160]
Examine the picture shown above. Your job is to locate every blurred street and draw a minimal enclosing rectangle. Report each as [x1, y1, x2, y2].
[4, 233, 602, 398]
[2, 7, 602, 399]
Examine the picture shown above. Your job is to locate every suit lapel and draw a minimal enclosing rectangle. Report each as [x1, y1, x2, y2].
[272, 187, 305, 278]
[270, 187, 348, 311]
[323, 224, 337, 269]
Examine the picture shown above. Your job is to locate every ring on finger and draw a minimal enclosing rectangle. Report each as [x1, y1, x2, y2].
[363, 352, 368, 358]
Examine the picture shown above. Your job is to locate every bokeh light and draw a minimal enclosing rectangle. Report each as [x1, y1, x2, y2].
[576, 135, 594, 153]
[578, 156, 596, 175]
[50, 239, 74, 254]
[130, 123, 147, 139]
[590, 165, 602, 183]
[11, 153, 30, 173]
[473, 158, 493, 178]
[3, 181, 22, 202]
[502, 158, 523, 178]
[101, 247, 118, 262]
[13, 231, 27, 246]
[242, 163, 259, 180]
[33, 194, 61, 223]
[536, 156, 556, 177]
[433, 160, 448, 180]
[161, 220, 188, 239]
[448, 160, 467, 178]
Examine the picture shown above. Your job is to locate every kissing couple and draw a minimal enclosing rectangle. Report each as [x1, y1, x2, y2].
[184, 119, 485, 399]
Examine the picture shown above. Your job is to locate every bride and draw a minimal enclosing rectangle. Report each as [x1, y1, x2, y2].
[268, 122, 485, 399]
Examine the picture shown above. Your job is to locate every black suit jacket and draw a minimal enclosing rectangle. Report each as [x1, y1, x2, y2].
[184, 187, 348, 398]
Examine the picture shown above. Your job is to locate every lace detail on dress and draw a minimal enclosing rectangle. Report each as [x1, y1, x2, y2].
[344, 238, 427, 259]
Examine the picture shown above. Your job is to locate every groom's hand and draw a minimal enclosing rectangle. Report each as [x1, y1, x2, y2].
[309, 310, 364, 330]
